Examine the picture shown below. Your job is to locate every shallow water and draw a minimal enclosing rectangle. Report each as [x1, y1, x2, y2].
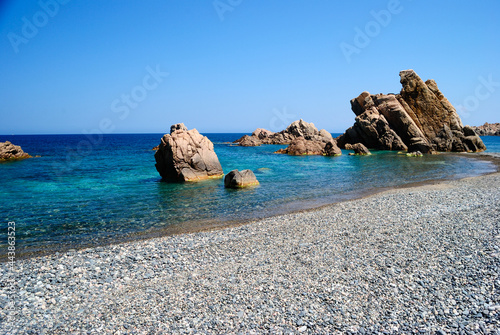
[0, 133, 498, 258]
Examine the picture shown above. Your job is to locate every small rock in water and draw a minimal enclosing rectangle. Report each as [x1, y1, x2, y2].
[224, 169, 259, 189]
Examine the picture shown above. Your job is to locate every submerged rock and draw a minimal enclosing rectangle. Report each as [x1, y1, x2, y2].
[224, 169, 259, 188]
[345, 143, 371, 155]
[154, 124, 224, 182]
[255, 167, 271, 174]
[337, 70, 486, 153]
[406, 151, 423, 157]
[0, 141, 32, 162]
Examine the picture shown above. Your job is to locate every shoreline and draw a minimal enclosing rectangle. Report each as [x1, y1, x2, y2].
[3, 151, 500, 262]
[1, 159, 499, 333]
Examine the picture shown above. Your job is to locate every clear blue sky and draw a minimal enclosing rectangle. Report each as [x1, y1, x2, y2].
[1, 0, 499, 134]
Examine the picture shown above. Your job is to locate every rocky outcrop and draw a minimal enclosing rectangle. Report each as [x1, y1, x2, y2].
[238, 135, 262, 147]
[472, 122, 500, 136]
[234, 119, 340, 156]
[345, 143, 371, 155]
[323, 140, 342, 156]
[154, 124, 224, 182]
[0, 141, 31, 162]
[252, 128, 275, 142]
[224, 169, 259, 188]
[234, 119, 332, 146]
[275, 138, 325, 155]
[275, 138, 342, 156]
[337, 70, 486, 153]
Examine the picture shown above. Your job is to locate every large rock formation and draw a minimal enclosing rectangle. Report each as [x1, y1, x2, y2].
[472, 122, 500, 136]
[234, 119, 341, 156]
[234, 119, 332, 146]
[337, 70, 486, 153]
[154, 124, 224, 182]
[224, 169, 259, 188]
[0, 141, 31, 162]
[275, 138, 342, 156]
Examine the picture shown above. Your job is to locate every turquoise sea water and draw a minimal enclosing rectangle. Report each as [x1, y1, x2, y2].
[1, 134, 499, 259]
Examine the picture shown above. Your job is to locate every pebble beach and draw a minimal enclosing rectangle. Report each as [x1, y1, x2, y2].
[1, 171, 499, 334]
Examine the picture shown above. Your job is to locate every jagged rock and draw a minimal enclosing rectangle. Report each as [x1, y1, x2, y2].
[154, 124, 224, 182]
[0, 141, 31, 162]
[345, 143, 371, 155]
[275, 138, 342, 156]
[319, 129, 334, 142]
[224, 169, 259, 188]
[472, 122, 500, 136]
[238, 135, 262, 147]
[463, 133, 487, 152]
[234, 119, 332, 146]
[323, 140, 342, 156]
[283, 119, 325, 140]
[170, 123, 188, 133]
[252, 128, 275, 141]
[339, 106, 408, 151]
[338, 70, 486, 153]
[275, 138, 325, 155]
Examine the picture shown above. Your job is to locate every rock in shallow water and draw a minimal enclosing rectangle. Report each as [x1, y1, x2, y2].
[234, 119, 332, 146]
[237, 135, 262, 147]
[224, 169, 259, 188]
[274, 137, 325, 155]
[337, 70, 486, 153]
[154, 123, 224, 182]
[345, 143, 371, 155]
[275, 138, 342, 156]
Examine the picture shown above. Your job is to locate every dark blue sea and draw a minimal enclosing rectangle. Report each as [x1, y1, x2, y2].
[1, 134, 499, 259]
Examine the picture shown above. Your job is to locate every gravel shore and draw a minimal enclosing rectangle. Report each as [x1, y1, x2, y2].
[1, 172, 499, 334]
